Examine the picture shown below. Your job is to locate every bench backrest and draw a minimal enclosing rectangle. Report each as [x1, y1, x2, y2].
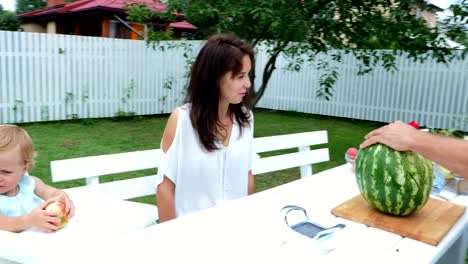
[253, 131, 329, 177]
[51, 149, 163, 200]
[51, 131, 329, 199]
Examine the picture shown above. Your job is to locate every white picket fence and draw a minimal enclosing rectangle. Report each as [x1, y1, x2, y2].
[0, 30, 467, 130]
[255, 48, 468, 131]
[0, 31, 200, 123]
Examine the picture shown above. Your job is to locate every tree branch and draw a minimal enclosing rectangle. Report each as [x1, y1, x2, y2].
[254, 40, 290, 105]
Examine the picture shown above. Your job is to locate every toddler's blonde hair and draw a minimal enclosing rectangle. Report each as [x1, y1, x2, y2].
[0, 125, 35, 169]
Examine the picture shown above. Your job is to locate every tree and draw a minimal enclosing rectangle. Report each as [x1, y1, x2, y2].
[130, 0, 466, 104]
[0, 7, 20, 31]
[443, 0, 468, 47]
[16, 0, 46, 14]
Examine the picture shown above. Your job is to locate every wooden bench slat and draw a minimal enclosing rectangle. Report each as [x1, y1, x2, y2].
[254, 131, 328, 153]
[252, 148, 329, 175]
[51, 149, 162, 182]
[64, 175, 158, 200]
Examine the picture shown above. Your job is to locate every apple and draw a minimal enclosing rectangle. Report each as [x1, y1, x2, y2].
[346, 147, 358, 160]
[45, 201, 68, 229]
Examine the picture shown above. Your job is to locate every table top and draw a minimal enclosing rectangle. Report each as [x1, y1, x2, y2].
[75, 164, 468, 264]
[0, 194, 157, 264]
[1, 164, 467, 264]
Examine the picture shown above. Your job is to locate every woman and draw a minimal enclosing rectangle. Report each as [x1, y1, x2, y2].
[156, 33, 255, 222]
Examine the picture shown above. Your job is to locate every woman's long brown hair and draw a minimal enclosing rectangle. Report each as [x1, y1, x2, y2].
[184, 33, 254, 152]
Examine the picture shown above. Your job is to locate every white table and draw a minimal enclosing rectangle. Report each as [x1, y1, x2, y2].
[97, 164, 468, 264]
[0, 194, 157, 264]
[1, 165, 467, 264]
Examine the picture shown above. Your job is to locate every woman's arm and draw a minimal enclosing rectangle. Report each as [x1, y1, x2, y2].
[157, 109, 179, 223]
[157, 176, 176, 223]
[248, 170, 254, 195]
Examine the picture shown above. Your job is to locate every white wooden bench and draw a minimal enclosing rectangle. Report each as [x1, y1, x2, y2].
[51, 149, 163, 200]
[50, 130, 330, 227]
[50, 149, 163, 229]
[253, 130, 329, 177]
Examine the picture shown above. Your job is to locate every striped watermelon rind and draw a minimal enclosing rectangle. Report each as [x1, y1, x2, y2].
[355, 144, 433, 216]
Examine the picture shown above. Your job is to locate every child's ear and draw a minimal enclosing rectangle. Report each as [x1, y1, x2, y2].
[23, 162, 31, 174]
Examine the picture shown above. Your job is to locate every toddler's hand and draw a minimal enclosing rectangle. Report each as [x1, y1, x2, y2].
[27, 201, 61, 232]
[49, 191, 75, 219]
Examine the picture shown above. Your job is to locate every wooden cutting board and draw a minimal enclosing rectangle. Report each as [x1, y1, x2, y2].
[331, 195, 466, 246]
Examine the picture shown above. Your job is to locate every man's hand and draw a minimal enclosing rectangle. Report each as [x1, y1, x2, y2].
[360, 121, 418, 151]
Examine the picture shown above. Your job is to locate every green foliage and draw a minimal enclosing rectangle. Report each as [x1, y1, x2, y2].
[0, 9, 20, 31]
[454, 32, 468, 47]
[66, 113, 80, 120]
[12, 99, 25, 123]
[126, 3, 155, 24]
[115, 79, 138, 121]
[442, 0, 468, 50]
[64, 92, 74, 103]
[126, 3, 176, 41]
[429, 128, 465, 139]
[121, 79, 136, 104]
[130, 0, 465, 104]
[40, 105, 49, 121]
[16, 0, 46, 14]
[113, 110, 137, 121]
[79, 118, 95, 125]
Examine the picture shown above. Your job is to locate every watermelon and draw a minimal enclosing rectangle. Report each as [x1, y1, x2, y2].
[355, 144, 433, 216]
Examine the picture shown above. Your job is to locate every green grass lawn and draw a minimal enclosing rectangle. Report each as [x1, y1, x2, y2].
[19, 109, 384, 204]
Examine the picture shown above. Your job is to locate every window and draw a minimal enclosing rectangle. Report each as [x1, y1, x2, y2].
[109, 20, 131, 39]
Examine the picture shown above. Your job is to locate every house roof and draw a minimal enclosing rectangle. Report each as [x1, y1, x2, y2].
[170, 20, 197, 30]
[19, 0, 167, 18]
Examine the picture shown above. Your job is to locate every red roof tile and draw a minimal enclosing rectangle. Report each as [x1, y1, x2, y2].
[19, 0, 167, 17]
[169, 20, 197, 30]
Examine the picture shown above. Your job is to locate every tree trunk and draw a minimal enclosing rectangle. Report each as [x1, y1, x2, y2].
[254, 53, 278, 106]
[252, 41, 289, 106]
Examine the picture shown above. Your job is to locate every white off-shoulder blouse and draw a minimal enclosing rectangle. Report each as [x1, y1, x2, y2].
[156, 104, 254, 217]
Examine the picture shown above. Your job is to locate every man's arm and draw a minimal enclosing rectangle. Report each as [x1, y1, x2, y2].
[360, 121, 468, 179]
[410, 132, 468, 179]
